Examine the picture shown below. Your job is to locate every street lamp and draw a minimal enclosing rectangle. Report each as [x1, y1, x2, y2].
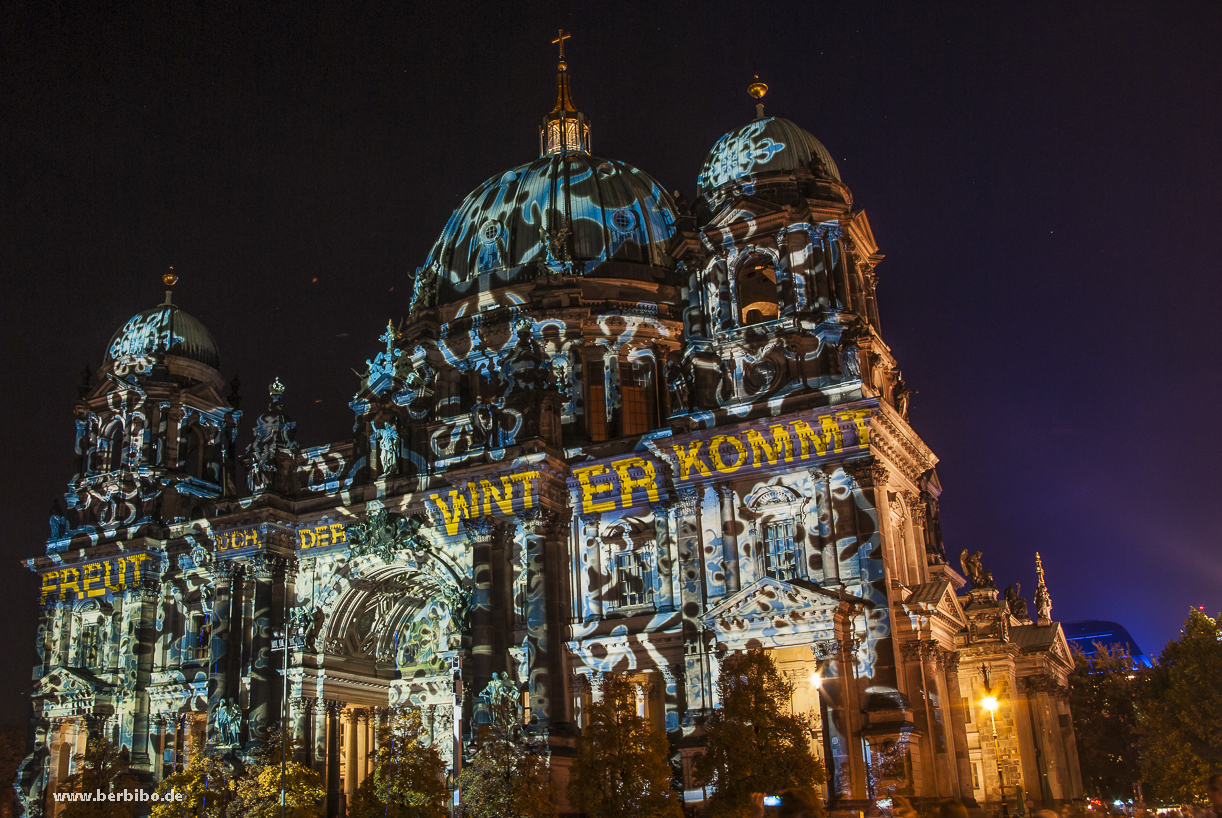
[981, 666, 1006, 814]
[272, 621, 307, 818]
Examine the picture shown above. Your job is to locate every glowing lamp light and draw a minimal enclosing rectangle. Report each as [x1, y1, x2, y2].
[809, 673, 822, 689]
[980, 695, 999, 713]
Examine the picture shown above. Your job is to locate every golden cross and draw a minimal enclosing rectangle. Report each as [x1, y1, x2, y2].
[552, 29, 571, 61]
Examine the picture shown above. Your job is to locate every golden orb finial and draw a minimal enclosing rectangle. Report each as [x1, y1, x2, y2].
[162, 266, 179, 288]
[748, 75, 768, 99]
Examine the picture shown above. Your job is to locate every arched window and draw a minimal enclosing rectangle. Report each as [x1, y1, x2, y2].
[95, 420, 125, 473]
[737, 255, 779, 325]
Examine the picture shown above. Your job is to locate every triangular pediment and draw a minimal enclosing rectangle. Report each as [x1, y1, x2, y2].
[32, 667, 113, 699]
[903, 580, 968, 628]
[703, 576, 850, 626]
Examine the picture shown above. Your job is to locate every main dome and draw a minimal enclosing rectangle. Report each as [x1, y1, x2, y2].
[104, 302, 220, 370]
[423, 153, 678, 287]
[697, 116, 840, 199]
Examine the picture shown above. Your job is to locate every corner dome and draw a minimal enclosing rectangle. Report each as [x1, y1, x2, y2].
[697, 116, 841, 199]
[104, 301, 221, 370]
[422, 153, 678, 291]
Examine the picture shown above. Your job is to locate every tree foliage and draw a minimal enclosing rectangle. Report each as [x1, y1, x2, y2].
[694, 649, 825, 818]
[1067, 642, 1144, 803]
[1137, 609, 1222, 804]
[148, 750, 237, 818]
[347, 708, 447, 818]
[566, 675, 683, 818]
[58, 736, 141, 818]
[459, 694, 556, 818]
[0, 724, 25, 818]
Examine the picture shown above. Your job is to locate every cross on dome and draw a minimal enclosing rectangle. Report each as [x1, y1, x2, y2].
[552, 29, 571, 68]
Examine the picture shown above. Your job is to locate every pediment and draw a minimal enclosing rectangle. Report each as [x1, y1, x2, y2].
[703, 576, 849, 627]
[33, 667, 113, 699]
[903, 580, 968, 628]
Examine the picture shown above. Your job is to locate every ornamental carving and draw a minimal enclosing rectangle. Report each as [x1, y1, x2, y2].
[843, 458, 888, 488]
[347, 509, 431, 562]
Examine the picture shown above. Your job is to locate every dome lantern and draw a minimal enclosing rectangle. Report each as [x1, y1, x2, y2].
[540, 29, 590, 157]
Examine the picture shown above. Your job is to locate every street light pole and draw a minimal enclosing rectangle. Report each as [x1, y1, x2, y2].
[981, 666, 1006, 815]
[272, 618, 304, 818]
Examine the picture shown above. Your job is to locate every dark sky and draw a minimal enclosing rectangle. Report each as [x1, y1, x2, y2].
[2, 2, 1219, 720]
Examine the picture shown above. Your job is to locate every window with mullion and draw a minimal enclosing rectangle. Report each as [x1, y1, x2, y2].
[763, 519, 798, 581]
[614, 549, 656, 609]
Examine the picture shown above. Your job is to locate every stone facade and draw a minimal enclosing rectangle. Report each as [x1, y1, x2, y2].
[19, 56, 1082, 817]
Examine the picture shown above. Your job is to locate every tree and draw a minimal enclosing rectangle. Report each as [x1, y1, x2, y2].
[148, 749, 237, 818]
[229, 727, 324, 818]
[347, 708, 447, 818]
[1137, 609, 1222, 804]
[566, 675, 683, 818]
[1067, 642, 1145, 803]
[57, 736, 141, 818]
[0, 724, 26, 818]
[695, 649, 825, 818]
[459, 680, 556, 818]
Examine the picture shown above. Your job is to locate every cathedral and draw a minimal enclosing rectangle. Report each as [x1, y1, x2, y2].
[19, 40, 1084, 817]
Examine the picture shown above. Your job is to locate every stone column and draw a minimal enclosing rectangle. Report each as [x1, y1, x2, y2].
[344, 708, 358, 803]
[311, 699, 327, 778]
[291, 698, 310, 765]
[353, 709, 369, 788]
[715, 485, 742, 591]
[210, 560, 238, 718]
[810, 468, 841, 585]
[326, 700, 343, 818]
[576, 512, 603, 622]
[514, 509, 557, 726]
[464, 517, 498, 715]
[246, 554, 279, 743]
[127, 570, 161, 769]
[941, 653, 976, 803]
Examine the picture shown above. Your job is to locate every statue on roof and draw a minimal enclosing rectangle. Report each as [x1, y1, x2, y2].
[959, 549, 995, 591]
[1004, 584, 1030, 621]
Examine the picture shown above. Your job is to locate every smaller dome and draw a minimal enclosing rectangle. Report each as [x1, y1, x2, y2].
[104, 301, 221, 370]
[697, 116, 840, 199]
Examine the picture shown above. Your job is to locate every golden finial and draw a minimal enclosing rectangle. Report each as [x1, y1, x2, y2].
[748, 74, 768, 99]
[163, 266, 179, 288]
[552, 28, 571, 71]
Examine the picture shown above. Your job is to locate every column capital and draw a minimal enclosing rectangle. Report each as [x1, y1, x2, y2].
[516, 508, 556, 536]
[673, 486, 700, 517]
[462, 516, 498, 544]
[843, 457, 889, 488]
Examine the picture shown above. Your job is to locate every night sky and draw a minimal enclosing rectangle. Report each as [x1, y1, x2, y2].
[2, 2, 1219, 721]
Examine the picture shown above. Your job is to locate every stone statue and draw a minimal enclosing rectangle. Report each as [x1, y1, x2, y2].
[479, 672, 520, 712]
[838, 343, 861, 380]
[959, 549, 995, 590]
[664, 358, 690, 415]
[371, 425, 399, 476]
[245, 379, 298, 494]
[893, 375, 913, 420]
[213, 697, 242, 745]
[1004, 584, 1029, 621]
[49, 502, 67, 539]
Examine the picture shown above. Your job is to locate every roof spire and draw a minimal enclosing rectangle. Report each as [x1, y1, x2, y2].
[162, 266, 178, 305]
[1034, 552, 1053, 626]
[541, 29, 590, 157]
[749, 74, 769, 120]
